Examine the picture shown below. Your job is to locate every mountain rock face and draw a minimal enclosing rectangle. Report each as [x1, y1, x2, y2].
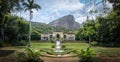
[49, 15, 80, 30]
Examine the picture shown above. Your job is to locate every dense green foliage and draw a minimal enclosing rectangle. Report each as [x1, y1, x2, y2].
[76, 10, 120, 47]
[0, 0, 41, 46]
[0, 0, 24, 29]
[31, 22, 71, 34]
[73, 48, 97, 62]
[0, 0, 27, 46]
[96, 11, 120, 47]
[76, 20, 96, 42]
[16, 48, 44, 62]
[0, 15, 29, 46]
[108, 0, 120, 16]
[76, 0, 120, 47]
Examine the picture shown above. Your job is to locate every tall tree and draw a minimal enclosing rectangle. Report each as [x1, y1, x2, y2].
[83, 20, 96, 47]
[23, 0, 41, 47]
[107, 0, 120, 16]
[0, 0, 24, 41]
[1, 15, 29, 46]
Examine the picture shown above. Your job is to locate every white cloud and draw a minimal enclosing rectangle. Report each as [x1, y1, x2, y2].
[51, 0, 84, 12]
[37, 0, 85, 24]
[37, 15, 49, 23]
[75, 16, 87, 24]
[20, 0, 113, 24]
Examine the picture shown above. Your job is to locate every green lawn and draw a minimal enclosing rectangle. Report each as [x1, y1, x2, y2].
[29, 41, 120, 57]
[1, 41, 120, 57]
[30, 42, 89, 49]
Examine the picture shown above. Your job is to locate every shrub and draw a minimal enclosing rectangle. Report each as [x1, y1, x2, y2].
[98, 42, 120, 47]
[79, 48, 96, 62]
[16, 50, 28, 62]
[98, 43, 114, 47]
[16, 48, 44, 62]
[74, 48, 99, 62]
[62, 45, 66, 48]
[0, 40, 4, 47]
[51, 45, 55, 48]
[91, 41, 98, 46]
[51, 37, 56, 42]
[12, 40, 27, 46]
[114, 44, 120, 47]
[2, 43, 11, 47]
[60, 38, 64, 42]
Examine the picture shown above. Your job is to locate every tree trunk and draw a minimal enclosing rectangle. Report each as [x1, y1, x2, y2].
[1, 27, 4, 41]
[89, 36, 91, 47]
[1, 16, 5, 41]
[28, 10, 32, 47]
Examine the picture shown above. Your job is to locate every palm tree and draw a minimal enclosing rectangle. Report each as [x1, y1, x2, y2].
[23, 0, 41, 47]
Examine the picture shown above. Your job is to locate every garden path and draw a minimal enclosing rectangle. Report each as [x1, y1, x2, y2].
[41, 56, 79, 62]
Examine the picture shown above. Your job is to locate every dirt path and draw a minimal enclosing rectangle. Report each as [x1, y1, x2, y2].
[41, 56, 79, 62]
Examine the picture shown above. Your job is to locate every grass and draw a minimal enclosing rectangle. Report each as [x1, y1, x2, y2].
[30, 42, 89, 49]
[62, 43, 89, 49]
[1, 41, 120, 57]
[31, 42, 53, 49]
[29, 41, 120, 57]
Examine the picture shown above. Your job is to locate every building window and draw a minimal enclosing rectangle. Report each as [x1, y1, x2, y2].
[64, 35, 66, 38]
[56, 34, 60, 41]
[43, 37, 48, 40]
[50, 35, 52, 38]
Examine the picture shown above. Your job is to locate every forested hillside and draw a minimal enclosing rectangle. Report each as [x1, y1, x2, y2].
[31, 22, 72, 34]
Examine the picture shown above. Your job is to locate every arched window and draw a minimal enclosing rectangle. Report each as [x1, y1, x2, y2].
[56, 34, 60, 41]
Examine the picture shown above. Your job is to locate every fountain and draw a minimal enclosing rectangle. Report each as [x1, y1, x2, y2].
[54, 41, 64, 57]
[56, 41, 61, 49]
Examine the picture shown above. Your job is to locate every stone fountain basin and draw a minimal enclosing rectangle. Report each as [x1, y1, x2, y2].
[40, 48, 76, 58]
[41, 54, 77, 58]
[47, 48, 73, 55]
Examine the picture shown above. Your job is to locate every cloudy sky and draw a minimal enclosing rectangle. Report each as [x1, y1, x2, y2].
[19, 0, 113, 24]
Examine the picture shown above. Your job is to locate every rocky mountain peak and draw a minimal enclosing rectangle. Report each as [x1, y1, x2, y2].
[49, 15, 80, 30]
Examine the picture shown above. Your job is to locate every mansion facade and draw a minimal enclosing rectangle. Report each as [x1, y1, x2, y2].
[41, 32, 75, 41]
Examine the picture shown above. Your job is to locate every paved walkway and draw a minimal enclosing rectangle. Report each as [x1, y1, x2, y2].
[41, 56, 79, 62]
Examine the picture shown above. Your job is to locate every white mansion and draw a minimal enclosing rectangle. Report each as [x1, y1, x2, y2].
[41, 31, 75, 41]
